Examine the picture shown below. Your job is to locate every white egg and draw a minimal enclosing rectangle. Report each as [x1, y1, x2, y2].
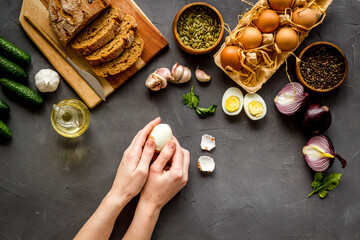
[148, 124, 173, 151]
[243, 93, 267, 120]
[222, 87, 244, 116]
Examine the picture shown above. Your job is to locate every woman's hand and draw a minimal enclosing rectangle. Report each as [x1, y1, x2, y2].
[109, 117, 161, 203]
[140, 137, 190, 211]
[75, 117, 162, 240]
[123, 137, 190, 240]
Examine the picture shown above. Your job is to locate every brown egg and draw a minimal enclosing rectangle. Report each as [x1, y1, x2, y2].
[292, 8, 317, 30]
[254, 10, 280, 33]
[275, 27, 299, 51]
[268, 0, 294, 11]
[239, 27, 263, 49]
[220, 46, 243, 71]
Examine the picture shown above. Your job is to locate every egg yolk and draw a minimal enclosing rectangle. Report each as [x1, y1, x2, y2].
[225, 96, 240, 112]
[248, 100, 264, 117]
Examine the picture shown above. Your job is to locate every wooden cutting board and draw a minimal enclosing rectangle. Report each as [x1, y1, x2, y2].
[19, 0, 168, 108]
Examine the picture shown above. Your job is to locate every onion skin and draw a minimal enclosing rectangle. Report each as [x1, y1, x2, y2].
[303, 135, 347, 172]
[274, 82, 308, 116]
[303, 104, 332, 134]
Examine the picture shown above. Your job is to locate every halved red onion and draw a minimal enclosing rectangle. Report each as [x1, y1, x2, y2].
[302, 135, 347, 172]
[274, 82, 308, 116]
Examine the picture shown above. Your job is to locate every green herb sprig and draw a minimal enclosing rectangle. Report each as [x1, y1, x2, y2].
[307, 172, 342, 199]
[183, 86, 217, 118]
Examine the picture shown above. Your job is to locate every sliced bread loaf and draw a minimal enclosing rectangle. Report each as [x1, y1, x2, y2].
[49, 0, 112, 46]
[71, 5, 123, 55]
[92, 33, 144, 77]
[85, 14, 138, 65]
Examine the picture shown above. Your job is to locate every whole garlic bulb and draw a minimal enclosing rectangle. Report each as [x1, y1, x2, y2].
[34, 69, 60, 92]
[145, 68, 172, 91]
[170, 63, 192, 84]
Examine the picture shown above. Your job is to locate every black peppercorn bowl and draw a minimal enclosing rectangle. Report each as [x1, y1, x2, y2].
[172, 2, 224, 55]
[296, 42, 348, 92]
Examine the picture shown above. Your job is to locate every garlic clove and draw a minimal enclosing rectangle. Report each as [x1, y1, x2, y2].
[178, 67, 192, 84]
[145, 75, 162, 91]
[171, 62, 184, 82]
[146, 67, 173, 91]
[155, 68, 173, 82]
[160, 77, 167, 89]
[195, 68, 211, 82]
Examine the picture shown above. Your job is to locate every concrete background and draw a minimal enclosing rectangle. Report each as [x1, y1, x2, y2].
[0, 0, 359, 239]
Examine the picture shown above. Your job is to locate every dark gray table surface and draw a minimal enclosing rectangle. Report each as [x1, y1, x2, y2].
[1, 0, 359, 239]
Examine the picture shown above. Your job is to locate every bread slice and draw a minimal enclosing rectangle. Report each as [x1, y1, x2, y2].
[85, 14, 138, 65]
[71, 6, 123, 55]
[92, 33, 144, 77]
[49, 0, 112, 46]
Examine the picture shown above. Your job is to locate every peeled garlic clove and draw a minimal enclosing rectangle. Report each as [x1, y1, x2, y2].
[171, 62, 184, 82]
[195, 68, 211, 82]
[178, 67, 192, 84]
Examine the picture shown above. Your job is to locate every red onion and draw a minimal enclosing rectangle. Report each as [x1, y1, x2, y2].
[274, 82, 308, 116]
[303, 104, 332, 134]
[302, 135, 347, 172]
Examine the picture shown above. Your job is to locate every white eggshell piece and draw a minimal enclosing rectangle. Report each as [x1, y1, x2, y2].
[148, 124, 173, 151]
[243, 93, 267, 120]
[197, 156, 215, 172]
[200, 134, 216, 151]
[221, 87, 244, 116]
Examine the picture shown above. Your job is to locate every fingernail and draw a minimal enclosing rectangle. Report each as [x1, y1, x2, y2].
[168, 141, 176, 149]
[147, 140, 155, 147]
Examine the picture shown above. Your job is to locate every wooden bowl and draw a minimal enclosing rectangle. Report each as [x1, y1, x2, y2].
[295, 41, 348, 92]
[172, 2, 224, 55]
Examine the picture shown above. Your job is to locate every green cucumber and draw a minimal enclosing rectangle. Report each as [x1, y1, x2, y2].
[0, 119, 11, 140]
[0, 55, 28, 82]
[0, 78, 43, 107]
[0, 36, 31, 67]
[0, 99, 10, 118]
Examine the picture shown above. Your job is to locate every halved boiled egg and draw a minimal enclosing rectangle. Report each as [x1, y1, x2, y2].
[222, 87, 244, 116]
[148, 123, 173, 152]
[243, 93, 267, 120]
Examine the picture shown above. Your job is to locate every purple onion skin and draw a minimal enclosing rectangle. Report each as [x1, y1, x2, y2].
[303, 104, 332, 134]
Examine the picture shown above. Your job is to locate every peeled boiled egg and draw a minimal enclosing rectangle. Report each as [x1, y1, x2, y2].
[243, 93, 267, 120]
[275, 27, 299, 51]
[222, 87, 244, 116]
[148, 124, 173, 152]
[220, 46, 243, 71]
[292, 8, 317, 30]
[254, 10, 280, 33]
[269, 0, 294, 11]
[239, 27, 262, 49]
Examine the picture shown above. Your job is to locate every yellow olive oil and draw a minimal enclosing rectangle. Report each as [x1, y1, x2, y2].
[51, 99, 90, 138]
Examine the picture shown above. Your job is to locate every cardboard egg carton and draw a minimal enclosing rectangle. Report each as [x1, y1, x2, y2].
[213, 0, 333, 93]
